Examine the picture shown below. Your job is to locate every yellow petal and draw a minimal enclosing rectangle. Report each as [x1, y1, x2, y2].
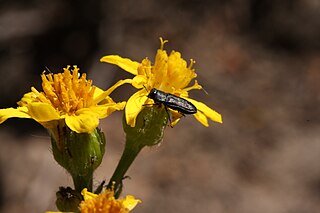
[28, 102, 61, 122]
[125, 90, 148, 127]
[183, 80, 202, 92]
[153, 49, 168, 90]
[132, 75, 148, 89]
[0, 107, 31, 124]
[93, 87, 114, 105]
[93, 79, 133, 105]
[185, 98, 223, 124]
[137, 58, 152, 76]
[45, 211, 71, 213]
[17, 92, 36, 106]
[122, 195, 141, 211]
[100, 55, 140, 75]
[170, 110, 183, 126]
[93, 87, 105, 99]
[65, 110, 99, 133]
[90, 101, 126, 118]
[194, 111, 209, 127]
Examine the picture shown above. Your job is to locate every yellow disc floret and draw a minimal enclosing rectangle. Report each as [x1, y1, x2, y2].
[33, 66, 96, 115]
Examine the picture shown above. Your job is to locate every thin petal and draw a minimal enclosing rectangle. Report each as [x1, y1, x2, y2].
[65, 110, 99, 133]
[28, 102, 61, 122]
[193, 111, 209, 127]
[93, 79, 133, 104]
[122, 195, 141, 211]
[125, 90, 148, 127]
[132, 75, 148, 89]
[185, 98, 223, 124]
[93, 87, 105, 99]
[153, 50, 168, 90]
[100, 55, 140, 75]
[173, 81, 202, 97]
[0, 107, 31, 124]
[89, 101, 126, 118]
[17, 92, 36, 106]
[183, 80, 202, 92]
[170, 110, 183, 127]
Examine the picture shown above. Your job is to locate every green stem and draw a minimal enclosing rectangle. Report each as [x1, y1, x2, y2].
[107, 141, 143, 198]
[108, 106, 168, 198]
[72, 172, 93, 193]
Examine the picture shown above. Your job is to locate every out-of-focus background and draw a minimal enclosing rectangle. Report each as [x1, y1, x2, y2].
[0, 0, 320, 212]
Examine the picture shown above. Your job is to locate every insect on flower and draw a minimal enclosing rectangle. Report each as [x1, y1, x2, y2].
[147, 88, 197, 115]
[100, 38, 223, 127]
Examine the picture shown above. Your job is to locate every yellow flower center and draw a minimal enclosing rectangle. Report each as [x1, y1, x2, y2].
[31, 65, 95, 115]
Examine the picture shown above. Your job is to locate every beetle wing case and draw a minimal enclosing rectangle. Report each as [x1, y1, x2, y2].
[165, 95, 197, 114]
[147, 88, 197, 115]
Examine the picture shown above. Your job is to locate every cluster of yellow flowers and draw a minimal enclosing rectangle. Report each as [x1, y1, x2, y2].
[0, 38, 222, 213]
[0, 38, 221, 131]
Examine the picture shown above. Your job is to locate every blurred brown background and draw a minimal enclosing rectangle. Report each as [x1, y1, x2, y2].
[0, 0, 320, 212]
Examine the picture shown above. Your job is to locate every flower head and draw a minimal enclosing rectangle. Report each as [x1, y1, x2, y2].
[79, 188, 140, 213]
[101, 38, 222, 127]
[46, 188, 140, 213]
[0, 65, 126, 133]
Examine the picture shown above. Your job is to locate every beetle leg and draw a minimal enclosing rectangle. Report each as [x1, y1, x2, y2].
[164, 106, 173, 128]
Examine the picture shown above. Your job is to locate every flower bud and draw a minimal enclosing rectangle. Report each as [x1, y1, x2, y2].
[51, 126, 106, 192]
[123, 105, 168, 148]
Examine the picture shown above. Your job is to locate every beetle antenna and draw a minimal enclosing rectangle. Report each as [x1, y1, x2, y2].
[44, 66, 52, 74]
[164, 106, 173, 128]
[201, 87, 209, 95]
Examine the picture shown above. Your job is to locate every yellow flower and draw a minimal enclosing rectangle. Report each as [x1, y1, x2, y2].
[46, 188, 140, 213]
[0, 65, 128, 133]
[100, 38, 222, 127]
[79, 188, 140, 213]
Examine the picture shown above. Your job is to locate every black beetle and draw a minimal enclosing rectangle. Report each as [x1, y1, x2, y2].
[147, 88, 197, 114]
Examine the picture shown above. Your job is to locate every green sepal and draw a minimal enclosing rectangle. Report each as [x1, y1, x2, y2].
[51, 127, 106, 192]
[123, 105, 168, 148]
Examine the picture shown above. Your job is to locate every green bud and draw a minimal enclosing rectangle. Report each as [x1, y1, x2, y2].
[51, 126, 106, 192]
[123, 105, 168, 148]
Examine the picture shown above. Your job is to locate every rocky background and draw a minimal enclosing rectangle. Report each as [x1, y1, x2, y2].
[0, 0, 320, 212]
